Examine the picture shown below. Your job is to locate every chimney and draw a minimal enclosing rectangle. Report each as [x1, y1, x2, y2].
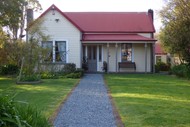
[148, 9, 154, 23]
[27, 9, 33, 26]
[26, 9, 33, 42]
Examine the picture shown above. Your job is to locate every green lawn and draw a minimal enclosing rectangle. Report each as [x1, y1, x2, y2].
[0, 77, 79, 119]
[105, 74, 190, 127]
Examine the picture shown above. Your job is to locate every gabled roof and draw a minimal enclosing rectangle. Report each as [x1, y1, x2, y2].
[38, 4, 155, 33]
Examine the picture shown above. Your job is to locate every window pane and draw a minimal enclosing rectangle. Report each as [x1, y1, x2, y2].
[121, 43, 132, 62]
[55, 41, 66, 63]
[42, 41, 53, 62]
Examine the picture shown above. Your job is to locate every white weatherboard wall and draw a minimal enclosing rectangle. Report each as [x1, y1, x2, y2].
[138, 33, 152, 38]
[101, 43, 152, 72]
[102, 44, 121, 72]
[133, 43, 151, 72]
[40, 10, 81, 68]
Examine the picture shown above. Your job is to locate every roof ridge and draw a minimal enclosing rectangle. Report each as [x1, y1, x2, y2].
[34, 4, 155, 33]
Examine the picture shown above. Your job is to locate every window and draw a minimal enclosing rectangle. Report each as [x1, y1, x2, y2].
[55, 41, 66, 63]
[156, 56, 161, 63]
[42, 41, 66, 63]
[121, 43, 132, 62]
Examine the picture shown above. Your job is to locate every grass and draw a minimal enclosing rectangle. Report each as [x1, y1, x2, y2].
[0, 77, 79, 118]
[104, 74, 190, 127]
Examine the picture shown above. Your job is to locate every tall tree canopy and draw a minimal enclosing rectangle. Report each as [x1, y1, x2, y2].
[159, 0, 190, 65]
[0, 0, 42, 67]
[0, 0, 41, 40]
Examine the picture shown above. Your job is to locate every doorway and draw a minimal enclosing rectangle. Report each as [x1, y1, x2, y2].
[87, 46, 97, 72]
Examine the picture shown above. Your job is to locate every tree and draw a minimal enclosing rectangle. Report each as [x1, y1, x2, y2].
[159, 0, 190, 66]
[0, 0, 42, 40]
[17, 19, 50, 82]
[0, 0, 42, 71]
[0, 27, 9, 65]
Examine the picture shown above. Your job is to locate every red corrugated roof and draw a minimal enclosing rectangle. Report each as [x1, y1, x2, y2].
[155, 42, 167, 55]
[82, 34, 156, 41]
[64, 12, 155, 33]
[40, 5, 155, 33]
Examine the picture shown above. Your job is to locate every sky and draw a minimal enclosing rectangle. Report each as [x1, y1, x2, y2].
[36, 0, 165, 32]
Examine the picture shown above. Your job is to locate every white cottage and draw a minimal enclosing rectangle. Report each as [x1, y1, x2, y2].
[32, 4, 156, 73]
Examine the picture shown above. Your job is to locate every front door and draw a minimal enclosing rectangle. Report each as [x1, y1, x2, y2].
[87, 46, 97, 72]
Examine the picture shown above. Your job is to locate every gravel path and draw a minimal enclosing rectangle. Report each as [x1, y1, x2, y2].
[54, 74, 117, 127]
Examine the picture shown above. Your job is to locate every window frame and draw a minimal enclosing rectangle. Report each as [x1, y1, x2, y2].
[41, 41, 53, 63]
[41, 40, 68, 64]
[54, 41, 67, 63]
[121, 43, 132, 62]
[156, 55, 162, 63]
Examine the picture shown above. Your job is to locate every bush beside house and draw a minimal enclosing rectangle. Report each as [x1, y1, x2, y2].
[171, 64, 190, 79]
[0, 65, 19, 75]
[155, 62, 170, 73]
[40, 63, 84, 79]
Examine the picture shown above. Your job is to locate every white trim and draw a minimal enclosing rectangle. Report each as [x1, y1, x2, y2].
[145, 43, 148, 73]
[66, 40, 69, 63]
[53, 40, 55, 63]
[115, 43, 118, 72]
[101, 45, 103, 72]
[85, 45, 87, 58]
[97, 46, 99, 71]
[120, 44, 122, 62]
[132, 44, 134, 62]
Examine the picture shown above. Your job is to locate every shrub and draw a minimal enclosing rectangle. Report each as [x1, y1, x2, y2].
[0, 64, 19, 75]
[171, 64, 190, 78]
[155, 62, 170, 73]
[155, 64, 160, 73]
[40, 65, 84, 79]
[18, 74, 41, 82]
[75, 68, 84, 77]
[62, 63, 76, 73]
[187, 66, 190, 79]
[40, 71, 59, 79]
[0, 95, 51, 127]
[65, 72, 82, 79]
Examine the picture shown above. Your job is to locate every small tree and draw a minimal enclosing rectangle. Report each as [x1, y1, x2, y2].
[18, 19, 49, 82]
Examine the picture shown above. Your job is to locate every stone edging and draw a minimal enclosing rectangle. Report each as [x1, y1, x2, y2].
[16, 80, 42, 84]
[103, 75, 125, 127]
